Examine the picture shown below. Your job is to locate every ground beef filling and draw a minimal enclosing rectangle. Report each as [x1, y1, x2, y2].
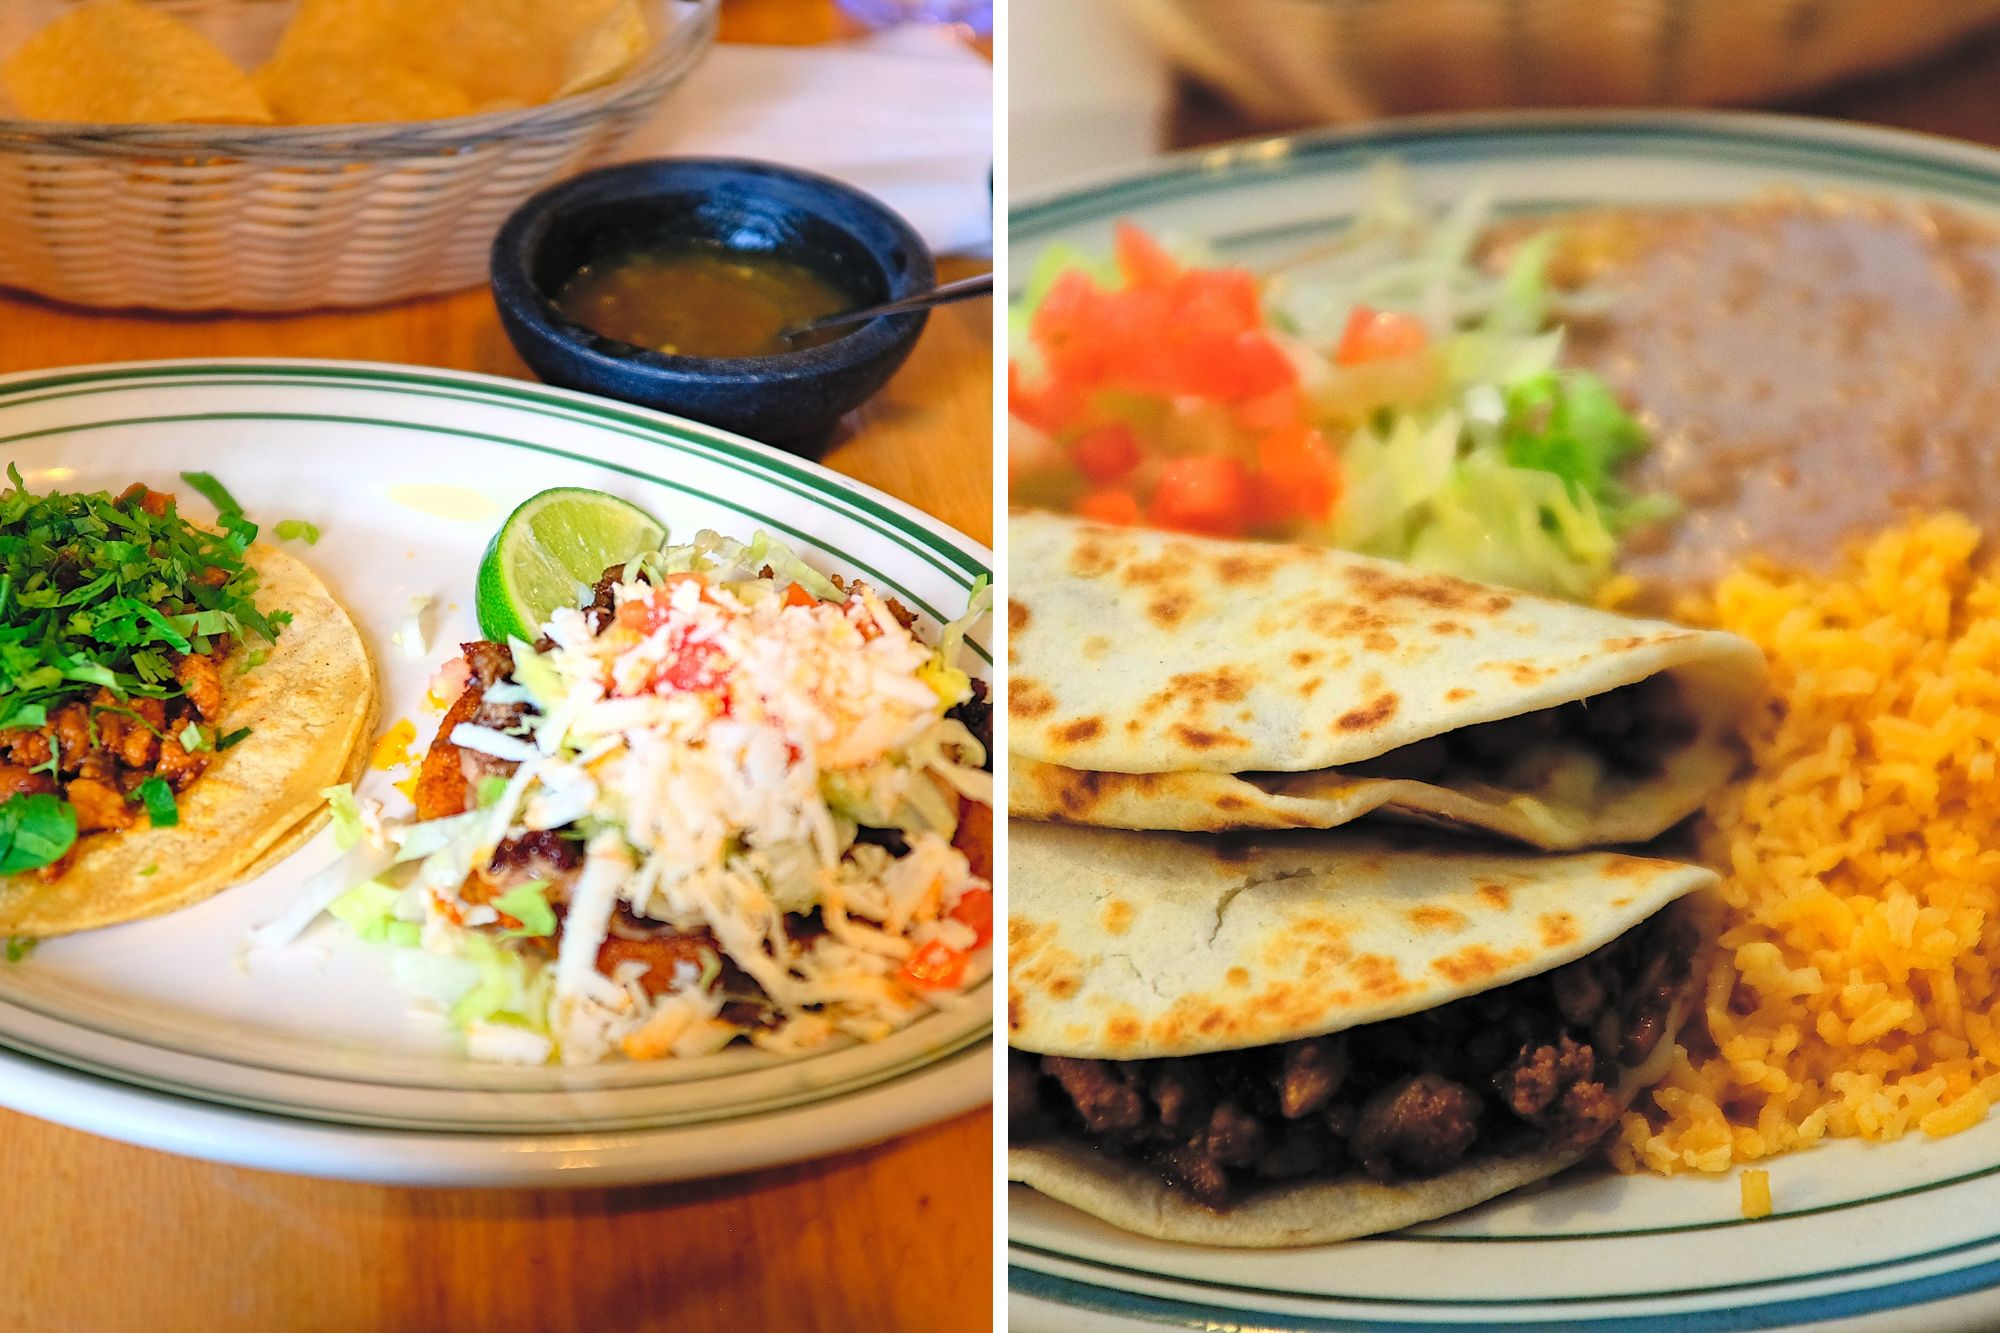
[1010, 906, 1697, 1207]
[1344, 676, 1694, 786]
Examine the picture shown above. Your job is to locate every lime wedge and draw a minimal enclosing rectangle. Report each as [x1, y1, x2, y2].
[474, 488, 666, 642]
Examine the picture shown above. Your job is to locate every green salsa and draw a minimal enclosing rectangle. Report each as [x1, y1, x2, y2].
[554, 240, 857, 359]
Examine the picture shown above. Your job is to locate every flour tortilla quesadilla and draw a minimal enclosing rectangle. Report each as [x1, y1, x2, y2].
[1007, 512, 1763, 850]
[1006, 820, 1710, 1246]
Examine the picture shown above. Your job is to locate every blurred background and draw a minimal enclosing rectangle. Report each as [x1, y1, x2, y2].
[1013, 0, 2000, 193]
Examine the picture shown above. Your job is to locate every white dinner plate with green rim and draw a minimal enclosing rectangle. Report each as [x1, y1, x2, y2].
[0, 358, 992, 1186]
[1008, 110, 2000, 1333]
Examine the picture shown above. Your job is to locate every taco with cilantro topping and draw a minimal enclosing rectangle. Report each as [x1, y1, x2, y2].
[0, 468, 377, 936]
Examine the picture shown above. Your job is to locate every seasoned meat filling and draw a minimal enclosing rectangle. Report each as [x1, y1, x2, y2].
[1011, 906, 1697, 1206]
[1343, 676, 1694, 786]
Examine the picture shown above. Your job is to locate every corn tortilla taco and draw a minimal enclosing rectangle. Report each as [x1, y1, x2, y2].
[0, 476, 376, 937]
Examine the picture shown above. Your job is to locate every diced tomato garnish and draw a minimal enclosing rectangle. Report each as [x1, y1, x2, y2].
[1150, 454, 1250, 536]
[948, 886, 994, 948]
[1256, 425, 1343, 523]
[1076, 488, 1142, 526]
[1114, 220, 1182, 289]
[1335, 305, 1429, 365]
[1069, 423, 1143, 484]
[782, 582, 817, 609]
[898, 940, 970, 991]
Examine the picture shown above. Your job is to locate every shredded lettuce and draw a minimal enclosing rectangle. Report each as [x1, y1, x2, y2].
[449, 932, 549, 1029]
[322, 784, 364, 851]
[327, 880, 420, 947]
[919, 574, 989, 707]
[494, 880, 557, 939]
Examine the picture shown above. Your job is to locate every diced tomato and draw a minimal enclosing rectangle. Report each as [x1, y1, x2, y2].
[1335, 305, 1429, 365]
[1150, 454, 1250, 536]
[1256, 425, 1343, 523]
[948, 886, 994, 948]
[898, 940, 970, 991]
[1009, 361, 1087, 436]
[782, 582, 817, 609]
[1076, 488, 1142, 526]
[1069, 423, 1143, 484]
[1114, 220, 1182, 289]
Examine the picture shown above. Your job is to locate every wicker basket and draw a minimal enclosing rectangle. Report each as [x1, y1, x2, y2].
[0, 0, 718, 311]
[1122, 0, 2000, 125]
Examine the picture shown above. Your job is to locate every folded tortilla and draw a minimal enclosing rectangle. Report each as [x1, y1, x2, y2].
[1007, 512, 1764, 850]
[1006, 819, 1710, 1246]
[0, 545, 378, 937]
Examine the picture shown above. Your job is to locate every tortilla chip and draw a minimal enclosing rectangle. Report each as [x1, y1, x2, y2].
[555, 0, 652, 98]
[3, 0, 274, 125]
[255, 51, 474, 124]
[0, 546, 378, 937]
[261, 0, 644, 114]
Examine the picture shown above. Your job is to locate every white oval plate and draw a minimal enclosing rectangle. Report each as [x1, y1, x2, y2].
[0, 359, 992, 1186]
[1009, 111, 2000, 1333]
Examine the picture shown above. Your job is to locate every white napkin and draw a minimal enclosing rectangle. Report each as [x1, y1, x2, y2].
[617, 28, 993, 256]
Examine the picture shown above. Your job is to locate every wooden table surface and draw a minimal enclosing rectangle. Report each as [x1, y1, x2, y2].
[0, 4, 994, 1331]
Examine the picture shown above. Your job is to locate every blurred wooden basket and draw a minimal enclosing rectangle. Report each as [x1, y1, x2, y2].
[0, 0, 718, 312]
[1122, 0, 2000, 124]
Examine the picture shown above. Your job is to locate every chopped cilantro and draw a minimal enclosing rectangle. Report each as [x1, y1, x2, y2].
[273, 519, 321, 545]
[217, 726, 251, 750]
[137, 864, 158, 876]
[243, 649, 269, 669]
[4, 936, 35, 963]
[0, 467, 288, 771]
[132, 776, 179, 828]
[0, 791, 76, 874]
[495, 880, 556, 938]
[177, 471, 243, 517]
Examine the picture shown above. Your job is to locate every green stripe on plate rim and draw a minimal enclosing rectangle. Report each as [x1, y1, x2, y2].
[0, 365, 991, 1128]
[1005, 111, 2000, 1258]
[1012, 115, 2000, 240]
[1012, 1206, 2000, 1306]
[0, 363, 992, 639]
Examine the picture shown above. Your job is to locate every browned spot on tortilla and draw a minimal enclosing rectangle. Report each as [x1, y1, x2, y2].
[1226, 966, 1250, 987]
[1363, 630, 1397, 653]
[1011, 679, 1055, 719]
[1540, 912, 1580, 949]
[1432, 620, 1470, 637]
[1106, 1013, 1142, 1048]
[1101, 898, 1135, 935]
[1216, 793, 1248, 812]
[1142, 666, 1255, 719]
[1028, 766, 1108, 817]
[1068, 532, 1118, 579]
[1601, 858, 1650, 879]
[1409, 905, 1468, 932]
[1008, 988, 1023, 1033]
[1008, 599, 1029, 634]
[1508, 662, 1554, 686]
[1147, 589, 1195, 628]
[1446, 688, 1475, 703]
[1477, 883, 1513, 910]
[1351, 952, 1410, 1000]
[1172, 723, 1248, 751]
[1344, 563, 1514, 614]
[1432, 944, 1525, 986]
[1336, 692, 1399, 732]
[1290, 649, 1321, 668]
[1048, 975, 1079, 998]
[1216, 551, 1283, 585]
[1303, 599, 1391, 638]
[1300, 679, 1322, 698]
[1120, 542, 1200, 587]
[1052, 716, 1104, 745]
[1082, 635, 1111, 661]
